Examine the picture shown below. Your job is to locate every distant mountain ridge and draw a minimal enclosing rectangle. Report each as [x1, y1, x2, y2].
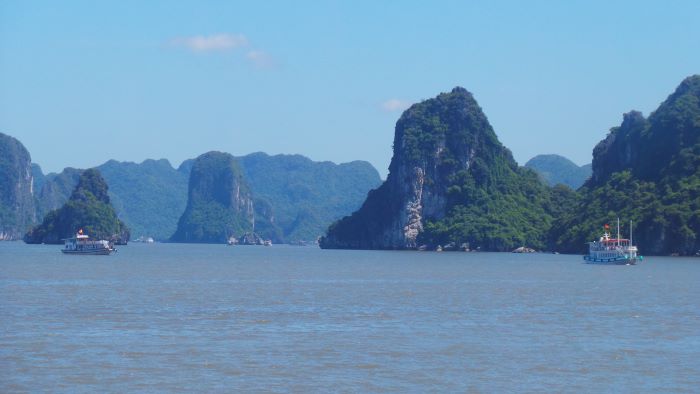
[525, 154, 591, 189]
[35, 167, 84, 220]
[21, 150, 380, 243]
[238, 152, 382, 241]
[96, 159, 189, 240]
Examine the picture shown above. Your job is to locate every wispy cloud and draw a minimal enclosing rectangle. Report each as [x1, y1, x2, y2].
[381, 99, 411, 112]
[245, 50, 275, 68]
[170, 33, 248, 52]
[169, 33, 276, 70]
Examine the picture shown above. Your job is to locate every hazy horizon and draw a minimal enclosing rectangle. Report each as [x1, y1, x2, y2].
[2, 1, 699, 176]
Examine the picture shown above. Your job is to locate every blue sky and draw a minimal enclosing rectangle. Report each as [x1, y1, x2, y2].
[1, 1, 699, 176]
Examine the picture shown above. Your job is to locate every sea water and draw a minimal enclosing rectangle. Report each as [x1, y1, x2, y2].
[1, 242, 699, 392]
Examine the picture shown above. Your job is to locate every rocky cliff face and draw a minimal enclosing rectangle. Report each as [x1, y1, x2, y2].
[170, 151, 257, 243]
[552, 75, 700, 255]
[0, 132, 37, 240]
[24, 169, 129, 244]
[321, 87, 554, 251]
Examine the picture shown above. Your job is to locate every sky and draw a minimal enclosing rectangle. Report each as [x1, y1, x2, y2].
[1, 1, 699, 177]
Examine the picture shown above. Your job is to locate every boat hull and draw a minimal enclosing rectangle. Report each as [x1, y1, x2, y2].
[583, 255, 636, 265]
[61, 248, 115, 255]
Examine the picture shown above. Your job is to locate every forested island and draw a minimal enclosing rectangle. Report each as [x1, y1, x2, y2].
[0, 133, 381, 244]
[320, 87, 569, 252]
[2, 75, 698, 255]
[24, 169, 129, 244]
[321, 75, 700, 255]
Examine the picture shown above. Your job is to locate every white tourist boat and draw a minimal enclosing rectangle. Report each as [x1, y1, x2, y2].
[584, 219, 641, 265]
[61, 229, 116, 255]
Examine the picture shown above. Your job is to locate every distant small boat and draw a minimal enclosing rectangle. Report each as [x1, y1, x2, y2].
[231, 232, 270, 246]
[61, 229, 116, 255]
[584, 219, 641, 265]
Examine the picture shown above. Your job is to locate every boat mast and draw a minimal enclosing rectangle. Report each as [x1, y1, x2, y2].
[630, 220, 633, 245]
[617, 217, 620, 246]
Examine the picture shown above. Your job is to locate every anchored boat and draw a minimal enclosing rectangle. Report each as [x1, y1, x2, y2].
[61, 229, 116, 255]
[584, 219, 642, 265]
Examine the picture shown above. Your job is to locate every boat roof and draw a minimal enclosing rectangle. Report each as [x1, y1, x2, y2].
[62, 234, 91, 240]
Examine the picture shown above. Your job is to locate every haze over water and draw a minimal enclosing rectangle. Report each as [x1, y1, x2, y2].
[1, 243, 699, 392]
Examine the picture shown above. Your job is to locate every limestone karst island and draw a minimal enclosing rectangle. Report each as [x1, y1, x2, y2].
[2, 2, 700, 392]
[321, 76, 700, 256]
[1, 76, 699, 256]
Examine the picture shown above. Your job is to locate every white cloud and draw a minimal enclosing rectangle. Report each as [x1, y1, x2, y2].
[381, 99, 411, 112]
[170, 34, 276, 71]
[171, 33, 248, 52]
[245, 50, 275, 68]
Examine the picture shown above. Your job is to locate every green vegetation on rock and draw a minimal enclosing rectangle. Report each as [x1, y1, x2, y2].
[321, 87, 561, 251]
[11, 77, 697, 255]
[551, 75, 700, 255]
[33, 159, 188, 241]
[24, 169, 129, 244]
[170, 151, 257, 243]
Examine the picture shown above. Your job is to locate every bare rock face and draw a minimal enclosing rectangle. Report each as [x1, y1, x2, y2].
[320, 87, 544, 250]
[0, 132, 37, 240]
[402, 167, 425, 247]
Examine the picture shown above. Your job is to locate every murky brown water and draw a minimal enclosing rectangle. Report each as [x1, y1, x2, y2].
[1, 242, 699, 392]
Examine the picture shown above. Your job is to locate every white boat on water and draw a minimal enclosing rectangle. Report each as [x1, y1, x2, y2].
[61, 230, 116, 255]
[584, 219, 642, 265]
